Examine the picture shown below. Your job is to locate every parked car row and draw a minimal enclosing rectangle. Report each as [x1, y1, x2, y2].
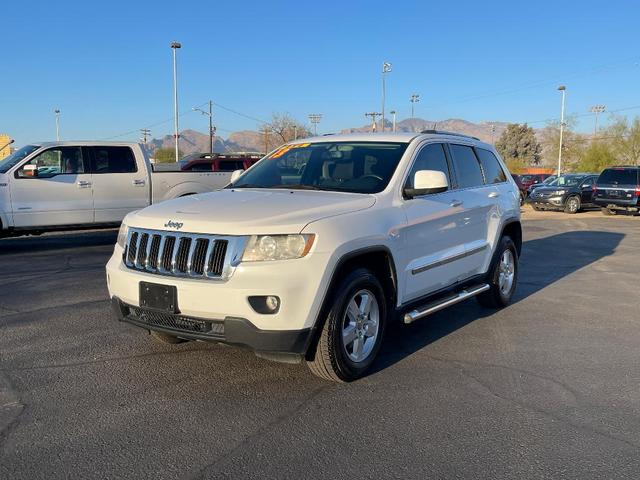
[523, 166, 640, 216]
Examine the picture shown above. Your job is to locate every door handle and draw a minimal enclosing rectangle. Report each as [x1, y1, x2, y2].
[132, 179, 146, 186]
[77, 181, 92, 189]
[488, 191, 500, 198]
[450, 200, 463, 207]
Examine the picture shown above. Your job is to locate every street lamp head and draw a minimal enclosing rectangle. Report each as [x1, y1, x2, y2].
[170, 41, 182, 49]
[54, 109, 60, 114]
[382, 62, 392, 73]
[557, 85, 566, 91]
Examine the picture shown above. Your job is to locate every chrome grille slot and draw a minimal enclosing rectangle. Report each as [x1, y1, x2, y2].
[124, 228, 238, 280]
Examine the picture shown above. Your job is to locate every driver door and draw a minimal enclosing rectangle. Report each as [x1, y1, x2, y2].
[10, 146, 94, 227]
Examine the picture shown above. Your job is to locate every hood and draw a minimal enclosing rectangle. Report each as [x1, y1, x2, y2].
[127, 188, 376, 235]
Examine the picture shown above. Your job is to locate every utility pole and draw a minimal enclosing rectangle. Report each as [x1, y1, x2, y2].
[410, 94, 420, 119]
[365, 112, 382, 132]
[308, 113, 322, 135]
[54, 109, 61, 141]
[390, 110, 397, 132]
[490, 123, 496, 143]
[261, 126, 270, 154]
[170, 41, 182, 162]
[557, 85, 566, 176]
[381, 62, 392, 132]
[140, 128, 151, 144]
[193, 101, 215, 154]
[589, 104, 606, 137]
[293, 125, 298, 140]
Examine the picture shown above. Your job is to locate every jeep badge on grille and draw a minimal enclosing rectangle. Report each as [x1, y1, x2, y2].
[164, 220, 184, 230]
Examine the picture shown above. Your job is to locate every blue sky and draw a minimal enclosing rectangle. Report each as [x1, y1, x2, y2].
[2, 0, 639, 146]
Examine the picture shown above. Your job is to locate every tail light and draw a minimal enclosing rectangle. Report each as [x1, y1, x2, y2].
[592, 184, 597, 192]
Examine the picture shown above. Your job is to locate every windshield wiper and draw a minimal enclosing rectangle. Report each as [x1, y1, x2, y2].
[270, 184, 324, 190]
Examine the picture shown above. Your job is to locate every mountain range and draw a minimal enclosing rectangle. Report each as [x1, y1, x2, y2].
[148, 118, 514, 156]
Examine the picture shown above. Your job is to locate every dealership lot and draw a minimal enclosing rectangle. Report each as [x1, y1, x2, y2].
[1, 210, 639, 479]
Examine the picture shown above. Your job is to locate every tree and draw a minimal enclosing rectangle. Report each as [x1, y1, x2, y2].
[575, 141, 617, 173]
[607, 116, 640, 166]
[260, 114, 311, 153]
[153, 148, 183, 163]
[494, 123, 542, 171]
[539, 117, 586, 172]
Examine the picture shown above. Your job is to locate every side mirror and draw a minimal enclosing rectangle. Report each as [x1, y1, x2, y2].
[404, 170, 448, 198]
[230, 169, 243, 184]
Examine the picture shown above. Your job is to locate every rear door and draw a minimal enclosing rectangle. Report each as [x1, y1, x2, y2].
[89, 146, 150, 223]
[10, 146, 94, 227]
[579, 176, 596, 204]
[447, 144, 499, 280]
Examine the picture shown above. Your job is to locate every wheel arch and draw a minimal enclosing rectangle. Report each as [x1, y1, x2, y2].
[304, 246, 398, 360]
[501, 219, 522, 257]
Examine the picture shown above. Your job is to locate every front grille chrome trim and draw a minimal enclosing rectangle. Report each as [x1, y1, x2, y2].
[123, 227, 246, 281]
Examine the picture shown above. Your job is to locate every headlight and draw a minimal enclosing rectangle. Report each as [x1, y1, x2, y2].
[242, 234, 315, 261]
[554, 189, 567, 195]
[116, 223, 129, 248]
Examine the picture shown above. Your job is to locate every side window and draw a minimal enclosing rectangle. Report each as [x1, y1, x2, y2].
[218, 160, 245, 171]
[449, 144, 485, 188]
[16, 147, 85, 178]
[581, 177, 594, 188]
[91, 147, 137, 174]
[189, 163, 212, 171]
[475, 148, 507, 184]
[405, 143, 450, 190]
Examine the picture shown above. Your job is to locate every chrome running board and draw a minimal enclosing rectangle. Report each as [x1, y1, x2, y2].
[403, 284, 490, 324]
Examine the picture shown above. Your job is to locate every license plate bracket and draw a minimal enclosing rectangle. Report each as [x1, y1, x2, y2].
[139, 282, 178, 313]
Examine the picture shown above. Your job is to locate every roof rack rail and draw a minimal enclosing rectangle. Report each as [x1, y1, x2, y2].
[420, 129, 480, 141]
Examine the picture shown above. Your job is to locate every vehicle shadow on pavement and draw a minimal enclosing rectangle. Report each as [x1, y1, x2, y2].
[372, 230, 625, 374]
[0, 231, 117, 255]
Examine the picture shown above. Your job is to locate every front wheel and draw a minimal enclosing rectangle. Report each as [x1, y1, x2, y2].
[307, 268, 387, 382]
[564, 196, 581, 214]
[477, 236, 518, 308]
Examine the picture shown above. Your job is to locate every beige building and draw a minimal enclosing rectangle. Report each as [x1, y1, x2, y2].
[0, 134, 13, 160]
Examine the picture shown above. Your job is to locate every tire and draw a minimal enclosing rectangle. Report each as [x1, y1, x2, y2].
[307, 268, 387, 382]
[150, 330, 188, 344]
[477, 236, 518, 309]
[601, 207, 616, 216]
[564, 195, 581, 214]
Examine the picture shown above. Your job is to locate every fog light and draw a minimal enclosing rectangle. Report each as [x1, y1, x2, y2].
[248, 296, 281, 314]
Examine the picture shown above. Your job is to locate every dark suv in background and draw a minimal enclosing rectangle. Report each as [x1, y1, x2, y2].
[594, 166, 640, 215]
[528, 174, 599, 214]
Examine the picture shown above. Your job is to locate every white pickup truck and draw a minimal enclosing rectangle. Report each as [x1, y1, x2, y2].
[107, 131, 522, 382]
[0, 141, 233, 236]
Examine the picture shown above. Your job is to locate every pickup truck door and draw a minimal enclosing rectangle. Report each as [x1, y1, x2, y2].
[10, 146, 94, 227]
[401, 143, 473, 302]
[88, 146, 150, 223]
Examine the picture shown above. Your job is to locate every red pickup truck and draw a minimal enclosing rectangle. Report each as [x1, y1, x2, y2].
[179, 153, 262, 172]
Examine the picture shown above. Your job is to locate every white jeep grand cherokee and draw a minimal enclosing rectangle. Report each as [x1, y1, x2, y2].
[107, 131, 521, 382]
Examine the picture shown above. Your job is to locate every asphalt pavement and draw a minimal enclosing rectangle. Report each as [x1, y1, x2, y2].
[1, 209, 639, 479]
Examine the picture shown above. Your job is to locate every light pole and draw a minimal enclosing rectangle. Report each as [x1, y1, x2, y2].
[0, 138, 14, 154]
[390, 110, 397, 132]
[410, 94, 420, 119]
[170, 41, 182, 162]
[193, 101, 215, 154]
[54, 109, 61, 141]
[557, 85, 566, 176]
[308, 113, 322, 135]
[589, 104, 606, 137]
[381, 62, 392, 132]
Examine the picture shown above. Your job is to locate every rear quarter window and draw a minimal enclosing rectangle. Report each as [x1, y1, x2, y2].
[598, 169, 639, 186]
[475, 148, 507, 184]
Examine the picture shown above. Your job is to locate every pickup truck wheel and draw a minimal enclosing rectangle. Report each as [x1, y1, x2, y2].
[150, 330, 188, 344]
[477, 236, 518, 309]
[307, 268, 386, 382]
[564, 195, 581, 214]
[601, 207, 616, 216]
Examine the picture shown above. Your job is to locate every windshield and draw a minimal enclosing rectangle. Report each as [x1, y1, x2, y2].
[229, 141, 409, 194]
[521, 175, 534, 181]
[0, 145, 40, 173]
[549, 175, 584, 187]
[542, 175, 557, 184]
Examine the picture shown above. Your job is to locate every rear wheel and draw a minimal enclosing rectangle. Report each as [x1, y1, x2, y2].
[564, 195, 581, 214]
[477, 236, 518, 308]
[150, 330, 188, 344]
[307, 268, 386, 382]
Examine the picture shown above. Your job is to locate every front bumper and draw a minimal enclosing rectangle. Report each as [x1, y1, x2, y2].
[528, 195, 566, 209]
[111, 297, 311, 354]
